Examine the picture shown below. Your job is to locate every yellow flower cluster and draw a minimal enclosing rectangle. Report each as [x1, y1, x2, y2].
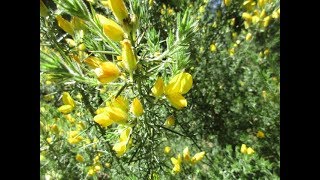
[152, 72, 193, 109]
[170, 147, 206, 174]
[68, 131, 83, 144]
[164, 115, 175, 127]
[241, 0, 279, 29]
[87, 153, 103, 176]
[240, 144, 255, 155]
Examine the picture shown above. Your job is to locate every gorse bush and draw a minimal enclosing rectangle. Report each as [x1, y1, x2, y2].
[40, 0, 280, 179]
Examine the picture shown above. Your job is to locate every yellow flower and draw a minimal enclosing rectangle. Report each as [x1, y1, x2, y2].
[64, 114, 76, 123]
[96, 14, 125, 42]
[262, 16, 271, 28]
[94, 165, 101, 172]
[243, 0, 256, 11]
[224, 0, 231, 7]
[262, 90, 267, 100]
[166, 93, 187, 109]
[210, 43, 217, 52]
[245, 33, 253, 41]
[105, 162, 111, 168]
[121, 39, 137, 73]
[172, 164, 181, 173]
[62, 92, 75, 107]
[171, 154, 182, 173]
[151, 77, 165, 98]
[94, 112, 114, 127]
[164, 146, 171, 154]
[56, 15, 74, 36]
[164, 115, 175, 127]
[165, 72, 193, 95]
[230, 18, 235, 26]
[130, 98, 144, 117]
[242, 12, 252, 21]
[259, 9, 266, 19]
[77, 43, 86, 51]
[94, 62, 121, 84]
[256, 131, 265, 138]
[191, 151, 205, 164]
[113, 141, 127, 156]
[247, 147, 255, 155]
[164, 72, 193, 109]
[108, 0, 129, 24]
[199, 6, 205, 13]
[40, 0, 49, 17]
[58, 105, 73, 114]
[50, 124, 59, 134]
[101, 0, 109, 7]
[106, 106, 128, 123]
[65, 38, 77, 47]
[183, 147, 191, 162]
[258, 0, 267, 8]
[68, 131, 83, 144]
[111, 96, 129, 112]
[272, 9, 280, 19]
[88, 167, 95, 176]
[46, 137, 53, 144]
[251, 15, 260, 25]
[120, 127, 132, 142]
[229, 48, 235, 56]
[240, 144, 247, 154]
[84, 56, 103, 68]
[264, 48, 270, 56]
[76, 154, 84, 162]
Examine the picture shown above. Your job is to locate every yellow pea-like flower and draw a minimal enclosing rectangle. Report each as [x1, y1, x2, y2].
[50, 124, 59, 134]
[62, 92, 75, 107]
[64, 114, 76, 123]
[171, 154, 182, 166]
[105, 162, 111, 168]
[210, 43, 217, 52]
[246, 147, 255, 155]
[166, 92, 187, 110]
[151, 77, 165, 98]
[191, 151, 205, 164]
[242, 12, 252, 22]
[65, 38, 77, 47]
[165, 72, 193, 95]
[75, 154, 84, 162]
[58, 105, 73, 114]
[84, 56, 103, 68]
[164, 115, 175, 127]
[272, 9, 280, 19]
[130, 98, 144, 117]
[263, 16, 271, 27]
[94, 165, 101, 172]
[240, 144, 247, 154]
[121, 39, 137, 73]
[96, 14, 125, 42]
[106, 106, 128, 123]
[94, 62, 121, 84]
[94, 112, 114, 127]
[108, 0, 129, 24]
[56, 15, 74, 36]
[259, 9, 266, 19]
[111, 96, 129, 112]
[88, 168, 95, 176]
[120, 127, 132, 142]
[40, 0, 49, 17]
[113, 141, 127, 157]
[256, 131, 265, 138]
[258, 0, 267, 8]
[183, 147, 191, 162]
[246, 33, 253, 41]
[172, 164, 181, 173]
[224, 0, 231, 7]
[164, 146, 171, 154]
[68, 131, 83, 144]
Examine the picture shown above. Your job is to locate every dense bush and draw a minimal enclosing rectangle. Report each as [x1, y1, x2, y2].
[40, 0, 279, 179]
